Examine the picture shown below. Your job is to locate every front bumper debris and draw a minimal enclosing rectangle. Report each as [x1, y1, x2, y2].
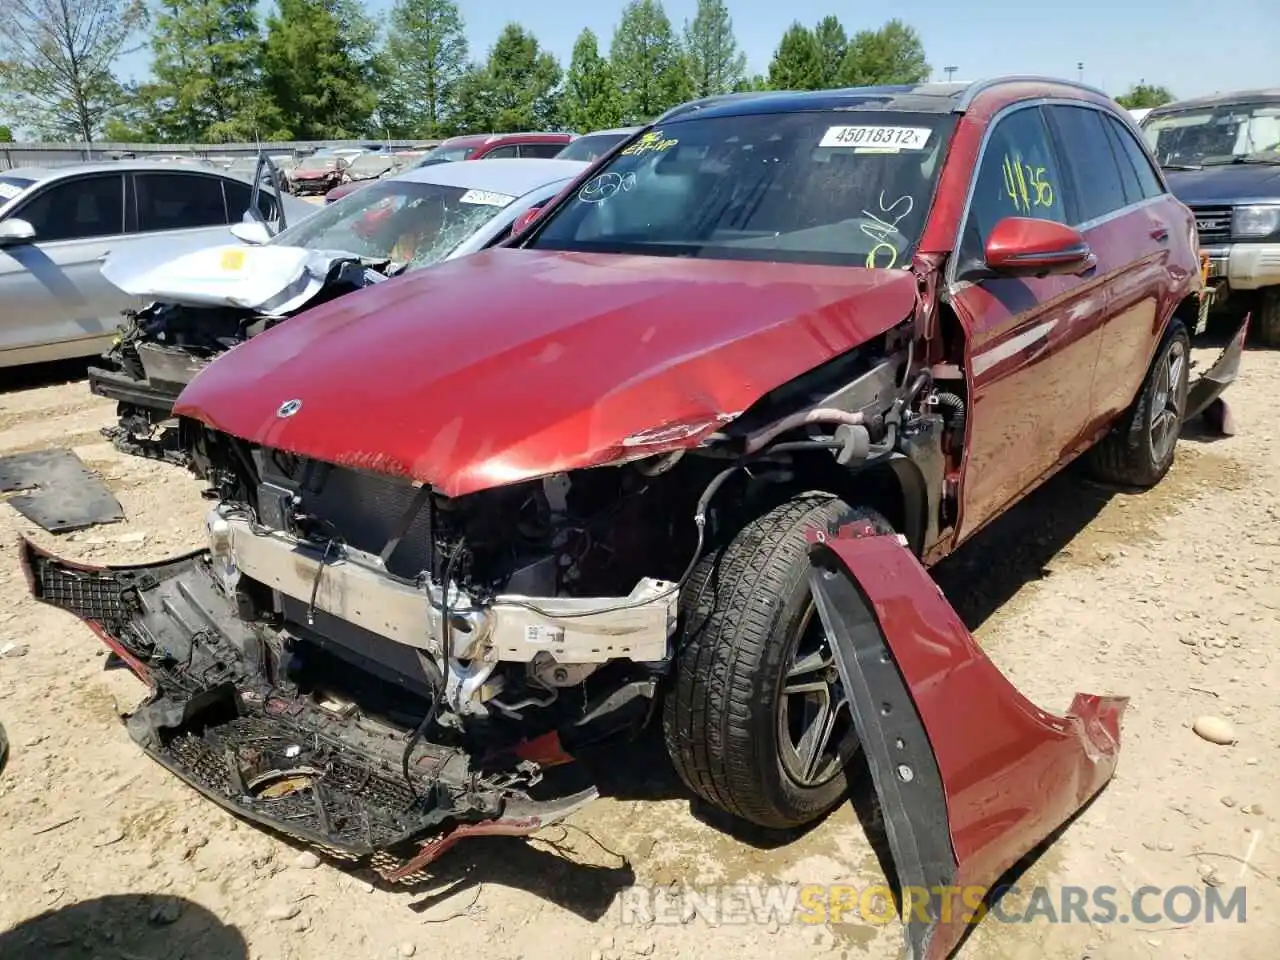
[21, 522, 1128, 941]
[807, 530, 1127, 960]
[1186, 313, 1249, 431]
[19, 540, 597, 879]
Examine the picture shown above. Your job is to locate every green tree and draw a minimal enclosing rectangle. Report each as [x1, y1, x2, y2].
[449, 64, 492, 133]
[610, 0, 691, 123]
[1116, 83, 1174, 110]
[813, 15, 847, 89]
[839, 20, 930, 87]
[141, 0, 275, 142]
[0, 125, 13, 142]
[734, 73, 770, 93]
[683, 0, 745, 98]
[455, 24, 561, 133]
[262, 0, 379, 139]
[0, 0, 147, 142]
[767, 22, 822, 91]
[561, 29, 622, 132]
[380, 0, 468, 137]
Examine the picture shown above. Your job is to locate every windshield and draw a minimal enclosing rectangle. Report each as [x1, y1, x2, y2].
[0, 176, 36, 204]
[555, 133, 632, 162]
[1143, 101, 1280, 167]
[528, 110, 954, 268]
[409, 144, 477, 169]
[298, 155, 342, 172]
[349, 155, 396, 176]
[269, 179, 516, 268]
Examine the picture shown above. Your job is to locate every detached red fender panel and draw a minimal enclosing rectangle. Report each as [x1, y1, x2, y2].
[807, 533, 1127, 960]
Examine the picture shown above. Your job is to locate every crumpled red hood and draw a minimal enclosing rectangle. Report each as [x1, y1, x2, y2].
[175, 247, 916, 496]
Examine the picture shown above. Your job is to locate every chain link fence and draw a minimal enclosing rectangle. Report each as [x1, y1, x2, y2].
[0, 139, 444, 171]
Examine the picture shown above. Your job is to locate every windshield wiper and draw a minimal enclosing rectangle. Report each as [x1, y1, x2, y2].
[1201, 154, 1280, 166]
[1161, 162, 1203, 171]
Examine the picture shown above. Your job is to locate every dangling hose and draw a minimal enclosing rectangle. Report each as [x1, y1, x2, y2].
[401, 536, 466, 800]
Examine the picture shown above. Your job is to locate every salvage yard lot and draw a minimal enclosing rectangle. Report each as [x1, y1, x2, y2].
[1, 352, 1277, 960]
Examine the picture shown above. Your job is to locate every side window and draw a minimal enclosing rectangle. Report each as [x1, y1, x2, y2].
[135, 173, 229, 232]
[481, 145, 520, 159]
[1105, 116, 1165, 199]
[1101, 117, 1144, 204]
[963, 106, 1067, 259]
[518, 143, 564, 158]
[15, 174, 125, 242]
[1045, 105, 1126, 223]
[223, 179, 280, 222]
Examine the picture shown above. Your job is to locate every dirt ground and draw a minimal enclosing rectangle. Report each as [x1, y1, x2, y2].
[0, 350, 1276, 960]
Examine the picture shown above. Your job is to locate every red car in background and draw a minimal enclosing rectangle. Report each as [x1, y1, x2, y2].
[323, 131, 575, 203]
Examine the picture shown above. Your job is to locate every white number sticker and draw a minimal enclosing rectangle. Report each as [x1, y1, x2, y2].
[0, 182, 24, 201]
[524, 623, 565, 645]
[459, 189, 515, 207]
[819, 126, 932, 151]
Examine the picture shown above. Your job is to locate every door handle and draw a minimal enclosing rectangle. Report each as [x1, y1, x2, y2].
[1149, 225, 1169, 242]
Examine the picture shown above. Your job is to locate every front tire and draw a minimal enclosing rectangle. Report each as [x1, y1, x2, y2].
[1087, 320, 1189, 487]
[662, 494, 893, 830]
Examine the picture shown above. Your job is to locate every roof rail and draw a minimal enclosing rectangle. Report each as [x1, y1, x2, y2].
[653, 90, 771, 124]
[955, 75, 1112, 111]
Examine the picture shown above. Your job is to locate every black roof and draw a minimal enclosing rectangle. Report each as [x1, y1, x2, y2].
[659, 83, 971, 123]
[656, 76, 1113, 124]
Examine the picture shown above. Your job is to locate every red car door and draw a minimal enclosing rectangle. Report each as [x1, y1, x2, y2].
[1044, 103, 1174, 430]
[946, 103, 1110, 544]
[1091, 111, 1197, 422]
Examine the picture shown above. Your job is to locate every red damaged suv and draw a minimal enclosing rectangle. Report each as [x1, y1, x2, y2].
[23, 78, 1245, 950]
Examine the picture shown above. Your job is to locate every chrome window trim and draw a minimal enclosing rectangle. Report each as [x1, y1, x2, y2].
[946, 98, 1170, 292]
[5, 170, 128, 240]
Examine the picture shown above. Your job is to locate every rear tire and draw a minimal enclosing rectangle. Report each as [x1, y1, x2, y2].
[1087, 320, 1189, 487]
[662, 494, 894, 830]
[1255, 289, 1280, 348]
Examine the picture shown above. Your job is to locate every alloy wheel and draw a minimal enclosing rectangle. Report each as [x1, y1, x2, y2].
[777, 603, 860, 788]
[1149, 337, 1187, 464]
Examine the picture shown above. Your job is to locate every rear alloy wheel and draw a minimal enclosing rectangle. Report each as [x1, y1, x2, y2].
[1087, 320, 1189, 487]
[663, 494, 892, 830]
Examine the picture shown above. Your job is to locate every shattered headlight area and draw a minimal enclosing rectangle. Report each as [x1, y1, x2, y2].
[20, 542, 597, 880]
[89, 255, 394, 468]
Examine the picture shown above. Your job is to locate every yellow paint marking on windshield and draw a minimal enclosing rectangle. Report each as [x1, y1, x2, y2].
[220, 248, 246, 271]
[621, 130, 679, 156]
[865, 242, 899, 269]
[1002, 154, 1054, 214]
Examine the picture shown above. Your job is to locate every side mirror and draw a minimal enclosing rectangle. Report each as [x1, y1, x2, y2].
[985, 217, 1096, 277]
[230, 220, 272, 245]
[511, 206, 544, 235]
[0, 219, 36, 247]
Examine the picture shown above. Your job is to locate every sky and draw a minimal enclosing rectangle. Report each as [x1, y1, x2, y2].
[117, 0, 1280, 101]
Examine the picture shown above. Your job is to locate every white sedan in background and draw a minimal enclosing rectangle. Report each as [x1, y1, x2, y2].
[89, 157, 587, 463]
[0, 160, 309, 368]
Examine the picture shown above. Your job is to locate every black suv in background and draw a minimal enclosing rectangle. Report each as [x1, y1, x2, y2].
[1141, 89, 1280, 346]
